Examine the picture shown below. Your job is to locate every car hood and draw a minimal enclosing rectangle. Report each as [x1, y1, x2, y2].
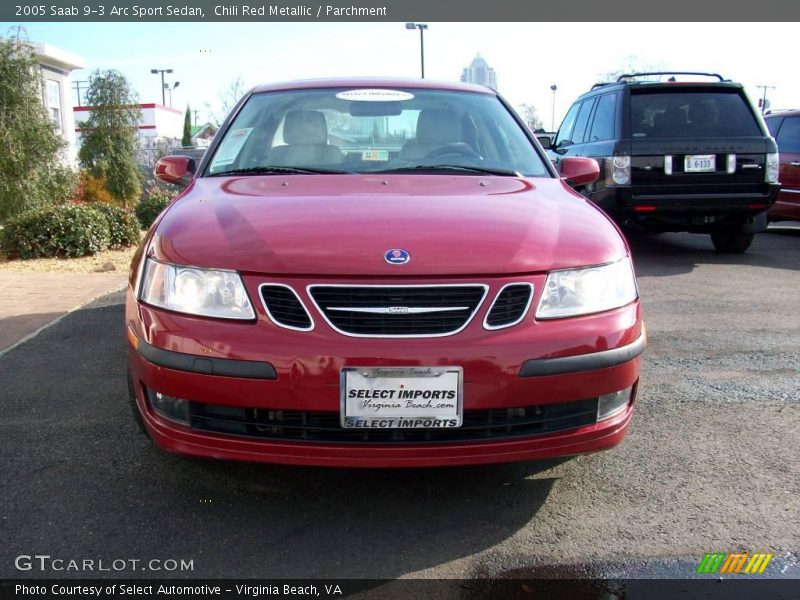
[150, 175, 627, 276]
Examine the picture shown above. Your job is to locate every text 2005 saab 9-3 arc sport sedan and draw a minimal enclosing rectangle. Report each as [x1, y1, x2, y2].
[125, 78, 645, 468]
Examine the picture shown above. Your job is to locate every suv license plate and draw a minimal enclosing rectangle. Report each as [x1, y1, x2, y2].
[685, 155, 715, 173]
[341, 366, 463, 429]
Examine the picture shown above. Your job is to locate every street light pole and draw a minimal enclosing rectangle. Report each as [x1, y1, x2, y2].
[150, 68, 173, 105]
[419, 27, 425, 79]
[756, 84, 775, 114]
[405, 23, 428, 79]
[72, 80, 88, 107]
[164, 81, 180, 108]
[550, 84, 558, 131]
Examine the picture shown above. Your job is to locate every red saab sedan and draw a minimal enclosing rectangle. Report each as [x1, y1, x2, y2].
[126, 78, 644, 467]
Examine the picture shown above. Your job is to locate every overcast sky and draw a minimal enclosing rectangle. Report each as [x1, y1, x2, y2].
[12, 22, 800, 129]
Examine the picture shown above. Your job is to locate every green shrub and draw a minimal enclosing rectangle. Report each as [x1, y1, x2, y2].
[78, 69, 142, 207]
[135, 187, 174, 229]
[75, 170, 115, 205]
[91, 203, 141, 249]
[1, 204, 110, 259]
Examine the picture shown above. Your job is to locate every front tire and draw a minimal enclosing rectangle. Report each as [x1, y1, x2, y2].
[710, 226, 754, 253]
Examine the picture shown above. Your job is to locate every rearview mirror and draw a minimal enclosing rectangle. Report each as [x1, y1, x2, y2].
[559, 157, 600, 186]
[349, 101, 403, 117]
[154, 155, 195, 187]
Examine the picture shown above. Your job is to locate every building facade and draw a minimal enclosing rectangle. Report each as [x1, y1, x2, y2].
[33, 43, 86, 164]
[460, 54, 497, 90]
[74, 103, 187, 168]
[73, 103, 184, 144]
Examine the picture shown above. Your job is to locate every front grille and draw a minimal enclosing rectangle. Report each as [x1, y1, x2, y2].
[187, 398, 599, 443]
[309, 285, 487, 337]
[260, 284, 313, 330]
[485, 284, 533, 328]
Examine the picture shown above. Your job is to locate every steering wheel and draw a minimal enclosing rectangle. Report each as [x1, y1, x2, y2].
[423, 144, 483, 162]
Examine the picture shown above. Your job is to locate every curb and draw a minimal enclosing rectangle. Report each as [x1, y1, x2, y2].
[0, 282, 127, 360]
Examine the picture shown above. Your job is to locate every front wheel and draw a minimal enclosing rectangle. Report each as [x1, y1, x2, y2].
[710, 226, 754, 253]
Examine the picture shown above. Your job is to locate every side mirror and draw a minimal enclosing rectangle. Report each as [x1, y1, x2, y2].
[559, 157, 600, 186]
[536, 134, 553, 150]
[154, 155, 195, 187]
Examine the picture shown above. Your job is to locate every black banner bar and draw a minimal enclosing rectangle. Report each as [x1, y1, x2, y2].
[3, 579, 800, 600]
[3, 0, 800, 22]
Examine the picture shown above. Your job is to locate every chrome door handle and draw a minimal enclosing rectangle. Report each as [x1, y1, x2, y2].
[790, 161, 800, 167]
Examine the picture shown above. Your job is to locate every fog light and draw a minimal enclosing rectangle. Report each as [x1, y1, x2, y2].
[597, 386, 633, 421]
[148, 389, 190, 425]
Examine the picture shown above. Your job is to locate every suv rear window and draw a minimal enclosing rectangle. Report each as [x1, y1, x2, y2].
[776, 117, 800, 153]
[630, 89, 761, 138]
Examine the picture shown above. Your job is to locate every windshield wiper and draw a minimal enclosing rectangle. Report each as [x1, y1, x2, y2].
[208, 166, 350, 176]
[375, 164, 521, 177]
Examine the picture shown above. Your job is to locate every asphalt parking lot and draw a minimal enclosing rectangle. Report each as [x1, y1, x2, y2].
[1, 227, 798, 580]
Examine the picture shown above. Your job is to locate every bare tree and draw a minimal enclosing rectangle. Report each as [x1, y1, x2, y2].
[597, 55, 668, 83]
[206, 76, 247, 126]
[517, 104, 545, 132]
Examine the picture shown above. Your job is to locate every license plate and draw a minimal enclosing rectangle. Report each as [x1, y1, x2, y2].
[685, 154, 715, 173]
[341, 366, 463, 429]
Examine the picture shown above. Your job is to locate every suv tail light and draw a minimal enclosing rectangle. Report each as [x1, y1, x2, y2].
[766, 153, 779, 183]
[605, 155, 631, 186]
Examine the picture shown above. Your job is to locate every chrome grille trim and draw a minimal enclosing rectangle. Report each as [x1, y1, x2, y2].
[326, 306, 471, 314]
[307, 283, 489, 338]
[483, 282, 535, 331]
[258, 283, 315, 332]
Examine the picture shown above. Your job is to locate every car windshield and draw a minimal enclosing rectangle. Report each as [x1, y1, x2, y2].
[205, 87, 550, 177]
[630, 89, 761, 138]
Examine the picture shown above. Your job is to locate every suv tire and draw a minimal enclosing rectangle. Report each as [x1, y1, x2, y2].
[710, 225, 754, 253]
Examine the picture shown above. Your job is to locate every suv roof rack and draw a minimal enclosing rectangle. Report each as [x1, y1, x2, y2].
[616, 71, 728, 82]
[590, 82, 612, 90]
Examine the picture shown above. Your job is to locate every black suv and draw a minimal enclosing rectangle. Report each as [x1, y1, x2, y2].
[545, 72, 781, 252]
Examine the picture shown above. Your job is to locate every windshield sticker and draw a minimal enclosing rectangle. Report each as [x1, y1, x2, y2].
[362, 150, 390, 161]
[335, 89, 415, 102]
[211, 127, 253, 167]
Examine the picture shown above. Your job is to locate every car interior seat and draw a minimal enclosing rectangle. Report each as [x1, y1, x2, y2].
[269, 110, 344, 166]
[399, 109, 467, 161]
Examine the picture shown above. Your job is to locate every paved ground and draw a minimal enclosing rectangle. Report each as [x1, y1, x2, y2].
[0, 227, 798, 580]
[0, 272, 126, 356]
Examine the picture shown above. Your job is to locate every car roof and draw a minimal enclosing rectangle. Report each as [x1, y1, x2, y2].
[249, 77, 496, 95]
[764, 109, 800, 118]
[579, 76, 743, 101]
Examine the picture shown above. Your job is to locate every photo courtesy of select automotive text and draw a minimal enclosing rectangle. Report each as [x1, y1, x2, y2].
[0, 1, 798, 598]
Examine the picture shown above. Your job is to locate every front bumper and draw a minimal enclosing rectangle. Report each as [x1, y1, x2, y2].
[126, 278, 643, 468]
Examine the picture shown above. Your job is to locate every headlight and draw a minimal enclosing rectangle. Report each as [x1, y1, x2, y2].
[766, 152, 779, 183]
[536, 257, 638, 319]
[139, 259, 255, 320]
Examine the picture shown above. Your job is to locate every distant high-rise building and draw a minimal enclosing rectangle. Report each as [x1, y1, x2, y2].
[460, 54, 497, 90]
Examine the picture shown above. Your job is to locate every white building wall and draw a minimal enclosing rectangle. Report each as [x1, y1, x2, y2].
[153, 105, 184, 139]
[33, 43, 86, 165]
[74, 103, 184, 147]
